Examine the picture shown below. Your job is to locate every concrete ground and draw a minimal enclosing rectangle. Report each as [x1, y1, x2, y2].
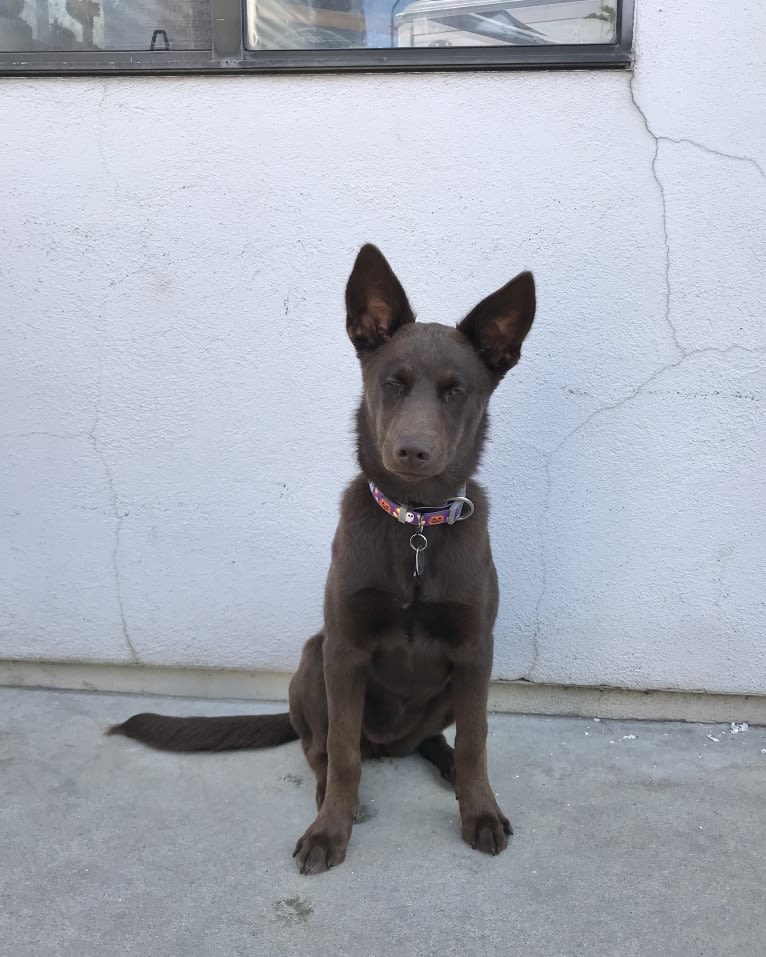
[1, 688, 765, 957]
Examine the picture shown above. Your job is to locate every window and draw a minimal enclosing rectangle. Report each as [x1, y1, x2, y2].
[0, 0, 632, 72]
[0, 0, 210, 52]
[247, 0, 621, 51]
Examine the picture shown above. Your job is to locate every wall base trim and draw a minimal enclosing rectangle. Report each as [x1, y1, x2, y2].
[1, 660, 764, 724]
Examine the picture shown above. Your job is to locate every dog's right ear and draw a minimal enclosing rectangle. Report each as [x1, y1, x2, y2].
[345, 245, 415, 355]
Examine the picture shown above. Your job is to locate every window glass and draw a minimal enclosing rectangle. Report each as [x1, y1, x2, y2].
[0, 0, 211, 51]
[245, 0, 617, 51]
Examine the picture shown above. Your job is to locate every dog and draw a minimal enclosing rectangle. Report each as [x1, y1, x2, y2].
[109, 244, 536, 875]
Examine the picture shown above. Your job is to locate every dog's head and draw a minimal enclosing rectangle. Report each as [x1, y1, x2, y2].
[347, 244, 535, 502]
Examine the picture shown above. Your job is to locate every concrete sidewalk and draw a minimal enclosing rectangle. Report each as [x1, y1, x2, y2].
[1, 687, 764, 957]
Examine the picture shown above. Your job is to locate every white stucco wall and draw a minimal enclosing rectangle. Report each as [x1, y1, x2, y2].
[1, 3, 764, 694]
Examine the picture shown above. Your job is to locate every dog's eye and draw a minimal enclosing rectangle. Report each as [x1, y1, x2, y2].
[384, 377, 404, 395]
[442, 384, 465, 402]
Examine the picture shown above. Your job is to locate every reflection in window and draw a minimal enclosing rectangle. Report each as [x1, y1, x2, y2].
[0, 0, 211, 51]
[250, 0, 366, 50]
[245, 0, 617, 50]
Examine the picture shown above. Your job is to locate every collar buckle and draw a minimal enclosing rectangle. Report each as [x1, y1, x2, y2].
[446, 495, 475, 524]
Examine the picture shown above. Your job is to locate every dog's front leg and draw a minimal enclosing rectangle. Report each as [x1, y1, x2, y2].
[293, 639, 367, 875]
[451, 646, 512, 856]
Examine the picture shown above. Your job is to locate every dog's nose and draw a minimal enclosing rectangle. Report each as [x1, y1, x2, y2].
[395, 437, 433, 466]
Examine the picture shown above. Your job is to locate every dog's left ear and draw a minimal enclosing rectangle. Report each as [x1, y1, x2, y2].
[458, 271, 536, 381]
[345, 244, 416, 355]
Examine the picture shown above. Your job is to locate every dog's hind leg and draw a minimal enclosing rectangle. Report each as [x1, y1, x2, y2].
[417, 734, 456, 786]
[303, 744, 328, 810]
[290, 695, 328, 809]
[289, 632, 330, 811]
[384, 689, 454, 780]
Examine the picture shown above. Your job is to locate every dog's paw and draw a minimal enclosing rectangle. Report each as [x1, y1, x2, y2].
[293, 819, 351, 875]
[460, 806, 513, 856]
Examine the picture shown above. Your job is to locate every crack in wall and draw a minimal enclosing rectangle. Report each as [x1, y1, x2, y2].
[527, 501, 547, 678]
[88, 367, 139, 664]
[96, 81, 113, 194]
[656, 136, 765, 182]
[627, 71, 683, 360]
[525, 11, 765, 681]
[96, 80, 132, 204]
[526, 343, 765, 681]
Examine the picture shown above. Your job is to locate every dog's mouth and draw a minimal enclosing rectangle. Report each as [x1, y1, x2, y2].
[389, 467, 442, 482]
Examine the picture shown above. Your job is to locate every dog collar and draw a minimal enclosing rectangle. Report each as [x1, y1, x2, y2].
[368, 481, 475, 527]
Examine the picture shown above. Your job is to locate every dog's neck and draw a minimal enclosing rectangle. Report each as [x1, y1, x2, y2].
[368, 480, 472, 528]
[360, 465, 471, 510]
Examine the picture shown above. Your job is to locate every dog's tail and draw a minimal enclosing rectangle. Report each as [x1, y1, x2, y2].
[106, 711, 299, 753]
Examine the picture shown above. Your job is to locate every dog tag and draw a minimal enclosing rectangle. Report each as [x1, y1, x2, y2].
[410, 530, 428, 577]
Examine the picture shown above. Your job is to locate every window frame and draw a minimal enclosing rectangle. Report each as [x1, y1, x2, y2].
[0, 0, 633, 74]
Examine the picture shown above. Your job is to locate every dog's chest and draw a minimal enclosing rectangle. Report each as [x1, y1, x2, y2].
[369, 629, 450, 699]
[349, 586, 476, 647]
[354, 589, 475, 695]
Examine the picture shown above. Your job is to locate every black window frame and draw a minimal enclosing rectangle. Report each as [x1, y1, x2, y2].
[0, 0, 633, 74]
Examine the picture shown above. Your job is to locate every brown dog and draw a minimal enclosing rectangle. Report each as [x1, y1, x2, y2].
[109, 244, 536, 875]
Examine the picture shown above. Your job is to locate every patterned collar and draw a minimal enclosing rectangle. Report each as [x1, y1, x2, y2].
[368, 481, 475, 527]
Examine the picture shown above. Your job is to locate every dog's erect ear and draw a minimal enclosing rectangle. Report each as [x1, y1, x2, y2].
[457, 271, 536, 381]
[345, 245, 415, 354]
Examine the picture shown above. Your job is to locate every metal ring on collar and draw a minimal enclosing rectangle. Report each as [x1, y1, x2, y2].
[447, 496, 475, 523]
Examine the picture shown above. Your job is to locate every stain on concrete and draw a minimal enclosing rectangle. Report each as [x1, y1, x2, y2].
[273, 897, 313, 925]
